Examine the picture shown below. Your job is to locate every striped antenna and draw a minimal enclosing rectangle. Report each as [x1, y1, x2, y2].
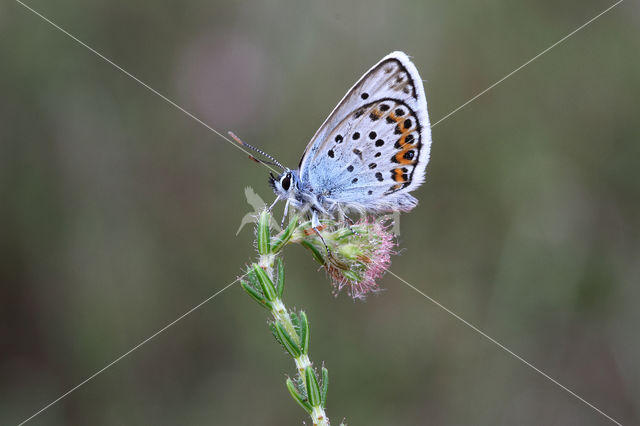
[228, 131, 286, 171]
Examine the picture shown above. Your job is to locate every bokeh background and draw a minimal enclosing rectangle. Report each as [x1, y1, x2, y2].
[1, 0, 639, 424]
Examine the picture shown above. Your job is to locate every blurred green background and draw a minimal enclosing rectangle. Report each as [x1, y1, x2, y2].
[1, 0, 639, 424]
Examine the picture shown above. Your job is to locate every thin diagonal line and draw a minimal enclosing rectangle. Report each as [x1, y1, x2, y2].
[14, 0, 279, 175]
[431, 0, 624, 127]
[13, 1, 625, 425]
[17, 277, 242, 426]
[389, 270, 623, 426]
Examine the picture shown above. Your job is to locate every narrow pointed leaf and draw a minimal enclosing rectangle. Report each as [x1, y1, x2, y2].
[241, 280, 271, 309]
[276, 257, 285, 297]
[304, 366, 321, 407]
[271, 215, 299, 253]
[275, 322, 302, 358]
[289, 311, 299, 329]
[246, 269, 260, 288]
[301, 241, 326, 265]
[257, 210, 271, 255]
[252, 263, 277, 302]
[269, 323, 286, 349]
[299, 311, 310, 354]
[286, 378, 312, 414]
[321, 367, 329, 407]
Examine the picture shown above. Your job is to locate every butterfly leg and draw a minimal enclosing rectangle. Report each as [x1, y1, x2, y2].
[311, 210, 330, 254]
[281, 199, 290, 228]
[346, 220, 360, 236]
[311, 225, 349, 270]
[311, 209, 321, 229]
[310, 210, 348, 269]
[268, 196, 281, 212]
[336, 204, 360, 236]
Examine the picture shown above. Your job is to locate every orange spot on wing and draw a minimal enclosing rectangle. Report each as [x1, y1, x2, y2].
[396, 134, 415, 148]
[393, 155, 417, 165]
[387, 112, 399, 123]
[393, 147, 418, 165]
[387, 106, 420, 166]
[392, 168, 407, 182]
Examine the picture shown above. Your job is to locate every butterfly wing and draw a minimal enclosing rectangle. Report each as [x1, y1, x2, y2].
[298, 51, 432, 212]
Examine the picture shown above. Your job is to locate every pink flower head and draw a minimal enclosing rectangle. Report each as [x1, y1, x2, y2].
[295, 217, 396, 300]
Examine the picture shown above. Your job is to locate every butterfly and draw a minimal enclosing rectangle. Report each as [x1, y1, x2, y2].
[236, 51, 432, 228]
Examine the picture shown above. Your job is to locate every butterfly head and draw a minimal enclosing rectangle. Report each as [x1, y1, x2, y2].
[269, 169, 301, 198]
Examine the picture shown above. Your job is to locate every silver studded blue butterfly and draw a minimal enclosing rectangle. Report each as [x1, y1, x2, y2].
[251, 51, 432, 228]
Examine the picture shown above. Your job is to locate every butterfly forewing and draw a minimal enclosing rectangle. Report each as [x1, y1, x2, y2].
[298, 51, 431, 212]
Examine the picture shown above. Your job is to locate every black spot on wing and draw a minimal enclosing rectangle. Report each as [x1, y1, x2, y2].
[339, 98, 424, 190]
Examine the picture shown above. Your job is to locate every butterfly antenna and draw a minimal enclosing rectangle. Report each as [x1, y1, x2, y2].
[228, 131, 286, 171]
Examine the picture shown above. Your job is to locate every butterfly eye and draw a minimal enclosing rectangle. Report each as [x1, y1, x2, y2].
[281, 174, 292, 191]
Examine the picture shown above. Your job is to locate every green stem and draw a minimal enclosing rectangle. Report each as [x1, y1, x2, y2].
[258, 252, 329, 425]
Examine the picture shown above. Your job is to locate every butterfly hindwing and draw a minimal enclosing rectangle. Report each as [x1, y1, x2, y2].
[299, 51, 431, 212]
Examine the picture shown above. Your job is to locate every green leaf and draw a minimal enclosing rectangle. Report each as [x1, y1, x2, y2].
[342, 270, 362, 282]
[321, 367, 329, 408]
[301, 241, 326, 265]
[252, 263, 278, 302]
[245, 269, 260, 290]
[257, 210, 271, 255]
[335, 227, 355, 240]
[298, 311, 309, 354]
[276, 258, 285, 297]
[286, 378, 312, 414]
[271, 215, 299, 253]
[290, 311, 300, 329]
[275, 322, 302, 358]
[269, 323, 282, 345]
[304, 366, 322, 407]
[240, 280, 271, 310]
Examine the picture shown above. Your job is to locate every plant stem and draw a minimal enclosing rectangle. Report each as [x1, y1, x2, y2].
[241, 210, 336, 425]
[258, 252, 329, 425]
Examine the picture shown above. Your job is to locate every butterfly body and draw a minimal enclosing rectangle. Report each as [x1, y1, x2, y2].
[270, 51, 432, 227]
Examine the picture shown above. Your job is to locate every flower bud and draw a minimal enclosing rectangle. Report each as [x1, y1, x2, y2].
[295, 218, 395, 299]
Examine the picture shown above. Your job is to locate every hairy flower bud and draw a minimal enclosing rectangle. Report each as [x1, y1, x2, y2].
[292, 218, 396, 299]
